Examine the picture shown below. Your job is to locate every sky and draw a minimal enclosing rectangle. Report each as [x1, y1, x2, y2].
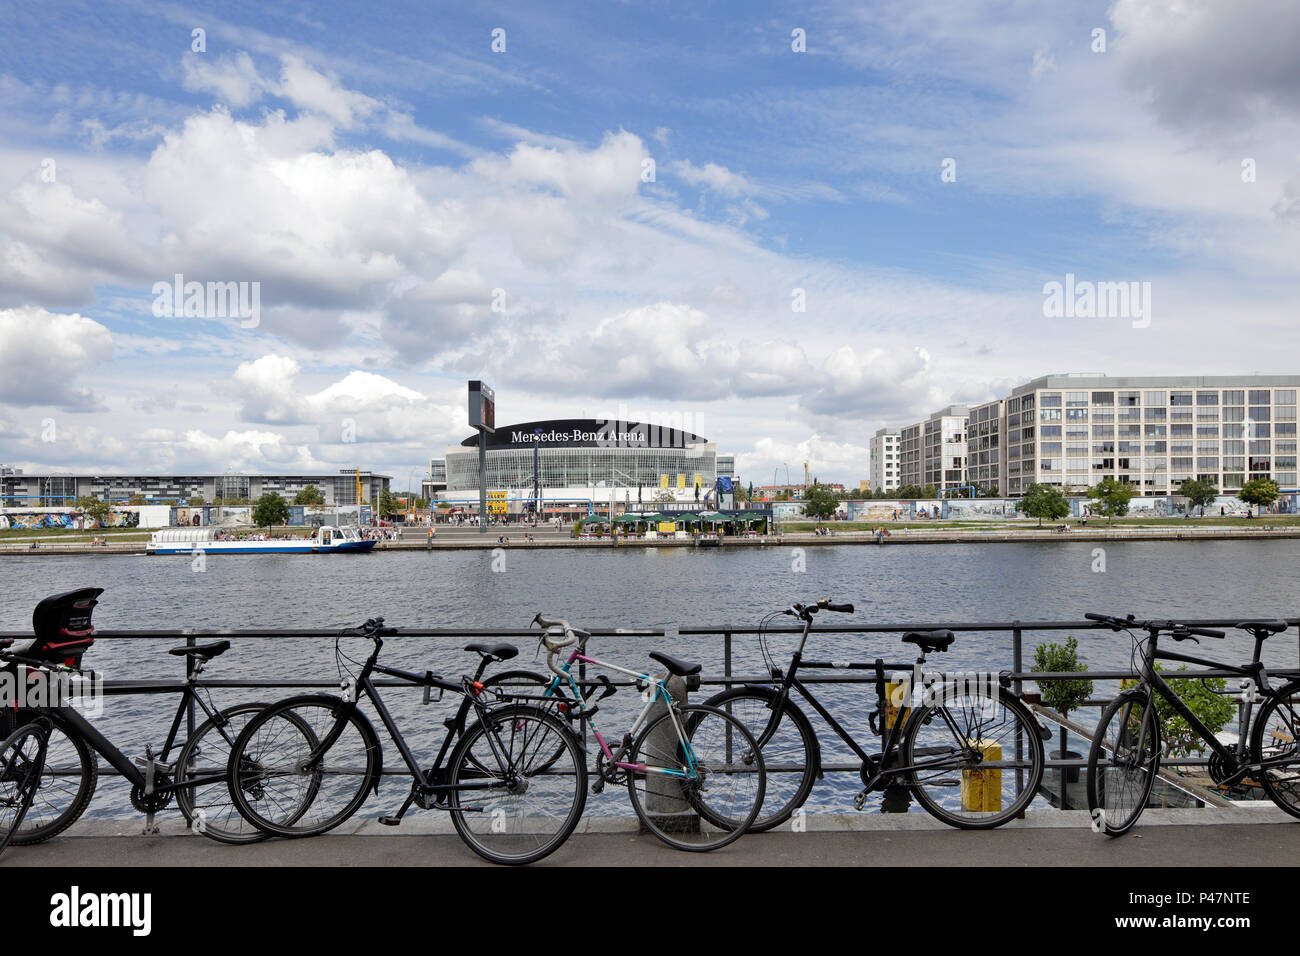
[1, 0, 1298, 489]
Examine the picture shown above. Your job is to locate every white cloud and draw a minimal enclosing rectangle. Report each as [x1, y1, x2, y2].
[182, 51, 266, 107]
[0, 307, 112, 410]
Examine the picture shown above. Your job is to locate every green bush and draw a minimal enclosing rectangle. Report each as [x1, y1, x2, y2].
[1031, 636, 1093, 719]
[1150, 665, 1235, 758]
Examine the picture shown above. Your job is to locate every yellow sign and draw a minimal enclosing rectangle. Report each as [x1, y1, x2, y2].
[676, 474, 686, 490]
[693, 473, 703, 490]
[657, 521, 677, 534]
[487, 491, 507, 514]
[659, 474, 669, 490]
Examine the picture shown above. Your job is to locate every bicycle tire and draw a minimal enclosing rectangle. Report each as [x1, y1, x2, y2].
[447, 704, 587, 865]
[626, 703, 765, 852]
[902, 683, 1045, 829]
[1250, 679, 1300, 820]
[174, 703, 274, 845]
[0, 721, 49, 855]
[227, 695, 378, 838]
[698, 685, 818, 832]
[9, 710, 96, 846]
[1085, 692, 1160, 836]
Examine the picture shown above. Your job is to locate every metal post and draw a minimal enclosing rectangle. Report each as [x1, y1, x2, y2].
[1012, 623, 1024, 814]
[644, 675, 693, 832]
[478, 429, 487, 534]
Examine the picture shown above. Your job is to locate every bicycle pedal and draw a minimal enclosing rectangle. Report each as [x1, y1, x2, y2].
[852, 791, 867, 811]
[377, 816, 402, 826]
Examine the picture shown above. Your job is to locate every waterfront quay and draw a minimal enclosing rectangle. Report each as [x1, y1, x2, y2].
[5, 524, 1300, 554]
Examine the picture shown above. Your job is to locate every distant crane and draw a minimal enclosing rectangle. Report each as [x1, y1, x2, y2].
[804, 461, 810, 489]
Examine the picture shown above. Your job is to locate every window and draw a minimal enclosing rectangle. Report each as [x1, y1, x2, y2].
[1041, 393, 1062, 407]
[1170, 391, 1192, 406]
[1118, 391, 1140, 407]
[1066, 392, 1088, 406]
[1092, 391, 1114, 406]
[1197, 392, 1219, 406]
[1249, 390, 1271, 405]
[1144, 391, 1167, 406]
[1040, 408, 1062, 422]
[1250, 406, 1271, 422]
[1276, 390, 1296, 405]
[1223, 390, 1244, 405]
[1144, 408, 1166, 421]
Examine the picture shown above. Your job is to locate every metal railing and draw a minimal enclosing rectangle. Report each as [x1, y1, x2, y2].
[4, 617, 1297, 801]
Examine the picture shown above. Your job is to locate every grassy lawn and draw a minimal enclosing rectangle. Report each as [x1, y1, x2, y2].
[0, 528, 153, 542]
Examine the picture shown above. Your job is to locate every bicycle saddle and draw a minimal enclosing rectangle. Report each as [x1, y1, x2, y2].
[168, 640, 230, 659]
[1236, 621, 1287, 637]
[648, 651, 701, 677]
[901, 630, 955, 653]
[464, 642, 519, 662]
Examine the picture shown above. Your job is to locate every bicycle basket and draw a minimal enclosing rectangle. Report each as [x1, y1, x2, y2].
[29, 587, 103, 668]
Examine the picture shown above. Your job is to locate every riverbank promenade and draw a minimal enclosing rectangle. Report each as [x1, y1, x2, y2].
[7, 809, 1295, 867]
[4, 524, 1300, 554]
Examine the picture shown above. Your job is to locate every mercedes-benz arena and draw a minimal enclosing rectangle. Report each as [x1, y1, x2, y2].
[438, 418, 734, 515]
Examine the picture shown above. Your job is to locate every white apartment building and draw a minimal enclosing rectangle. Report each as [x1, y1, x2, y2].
[898, 406, 969, 492]
[964, 399, 1004, 493]
[1002, 374, 1298, 496]
[870, 428, 900, 492]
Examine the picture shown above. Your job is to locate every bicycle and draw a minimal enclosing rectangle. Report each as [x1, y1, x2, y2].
[1083, 613, 1298, 836]
[1, 587, 274, 845]
[0, 716, 51, 856]
[701, 599, 1047, 830]
[225, 617, 588, 866]
[518, 613, 767, 851]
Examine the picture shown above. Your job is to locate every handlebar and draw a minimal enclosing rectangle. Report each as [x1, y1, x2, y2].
[784, 598, 855, 619]
[1085, 612, 1225, 640]
[532, 613, 591, 676]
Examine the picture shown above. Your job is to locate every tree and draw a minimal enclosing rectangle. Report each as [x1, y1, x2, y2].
[127, 494, 147, 505]
[73, 496, 112, 528]
[801, 484, 838, 520]
[1178, 477, 1218, 517]
[921, 483, 938, 499]
[1148, 665, 1234, 758]
[1087, 476, 1135, 525]
[377, 491, 401, 519]
[896, 484, 923, 500]
[294, 484, 326, 508]
[1238, 477, 1279, 517]
[1016, 483, 1070, 526]
[414, 497, 430, 510]
[187, 496, 206, 507]
[1032, 637, 1093, 761]
[251, 493, 291, 529]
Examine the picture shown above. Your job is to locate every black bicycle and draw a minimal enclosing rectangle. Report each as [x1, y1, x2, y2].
[1084, 613, 1299, 835]
[702, 599, 1047, 830]
[1, 587, 271, 845]
[225, 617, 588, 865]
[0, 716, 51, 856]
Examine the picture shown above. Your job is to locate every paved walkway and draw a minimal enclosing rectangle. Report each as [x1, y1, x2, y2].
[6, 809, 1296, 867]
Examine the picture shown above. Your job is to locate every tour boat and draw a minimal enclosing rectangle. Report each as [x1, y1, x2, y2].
[147, 525, 377, 555]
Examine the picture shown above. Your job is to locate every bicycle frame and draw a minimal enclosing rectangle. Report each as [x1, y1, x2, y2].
[544, 646, 700, 782]
[1128, 631, 1289, 775]
[305, 638, 529, 811]
[756, 616, 990, 787]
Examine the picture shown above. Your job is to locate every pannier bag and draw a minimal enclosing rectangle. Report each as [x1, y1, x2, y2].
[29, 587, 103, 668]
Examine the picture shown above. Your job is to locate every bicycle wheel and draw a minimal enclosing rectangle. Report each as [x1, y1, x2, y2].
[228, 696, 378, 838]
[903, 683, 1045, 829]
[0, 722, 49, 854]
[701, 686, 817, 832]
[9, 712, 96, 846]
[1250, 680, 1300, 820]
[174, 703, 273, 845]
[626, 703, 765, 851]
[1086, 692, 1160, 836]
[447, 704, 587, 865]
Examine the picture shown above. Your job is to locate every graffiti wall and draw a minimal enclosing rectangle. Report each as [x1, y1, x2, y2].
[0, 509, 140, 529]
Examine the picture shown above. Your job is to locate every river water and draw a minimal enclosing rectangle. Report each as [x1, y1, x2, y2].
[2, 540, 1297, 821]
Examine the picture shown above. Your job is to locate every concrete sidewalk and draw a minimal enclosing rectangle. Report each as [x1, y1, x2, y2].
[6, 809, 1296, 867]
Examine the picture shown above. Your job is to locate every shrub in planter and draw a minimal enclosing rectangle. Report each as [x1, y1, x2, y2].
[1032, 636, 1094, 783]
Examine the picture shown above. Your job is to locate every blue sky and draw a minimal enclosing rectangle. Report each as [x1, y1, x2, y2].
[2, 0, 1298, 485]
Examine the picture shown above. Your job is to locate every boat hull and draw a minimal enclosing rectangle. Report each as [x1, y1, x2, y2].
[149, 540, 378, 555]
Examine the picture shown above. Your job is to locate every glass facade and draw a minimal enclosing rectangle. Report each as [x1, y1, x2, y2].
[445, 445, 718, 492]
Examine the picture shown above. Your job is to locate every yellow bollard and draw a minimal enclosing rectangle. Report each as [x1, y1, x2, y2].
[883, 682, 909, 731]
[961, 739, 1002, 812]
